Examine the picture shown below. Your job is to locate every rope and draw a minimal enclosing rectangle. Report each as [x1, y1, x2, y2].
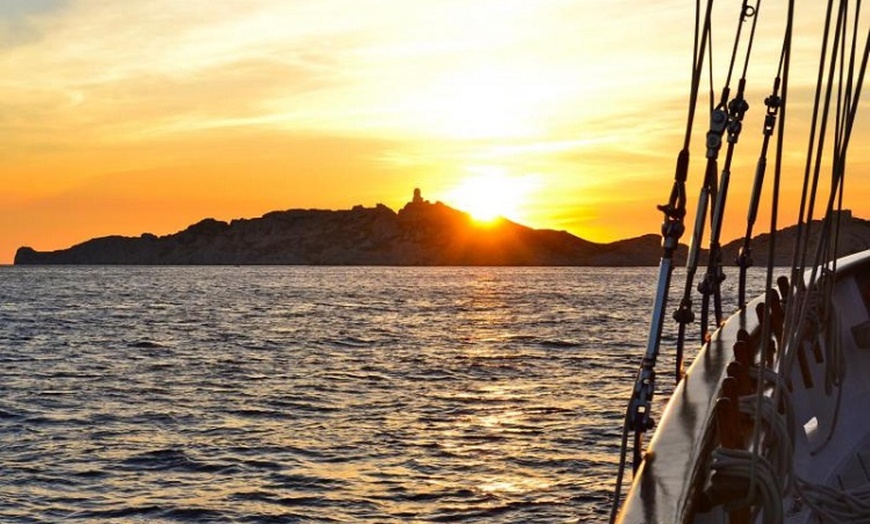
[787, 0, 842, 295]
[700, 0, 762, 336]
[738, 394, 793, 484]
[674, 0, 763, 377]
[612, 2, 870, 521]
[609, 3, 715, 519]
[768, 7, 869, 522]
[744, 0, 793, 509]
[710, 448, 784, 523]
[608, 399, 634, 524]
[737, 43, 786, 308]
[794, 477, 870, 521]
[781, 0, 869, 388]
[747, 366, 796, 447]
[787, 0, 836, 291]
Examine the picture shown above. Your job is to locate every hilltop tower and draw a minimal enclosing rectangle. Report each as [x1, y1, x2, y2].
[413, 188, 423, 204]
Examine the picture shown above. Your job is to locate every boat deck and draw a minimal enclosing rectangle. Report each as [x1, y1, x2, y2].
[835, 442, 870, 492]
[785, 435, 870, 522]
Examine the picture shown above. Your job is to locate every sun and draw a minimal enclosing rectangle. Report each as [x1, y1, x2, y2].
[443, 169, 534, 224]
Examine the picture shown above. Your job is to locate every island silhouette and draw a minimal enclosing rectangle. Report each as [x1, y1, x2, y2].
[13, 190, 870, 266]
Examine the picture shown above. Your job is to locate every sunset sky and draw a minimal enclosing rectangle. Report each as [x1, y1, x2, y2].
[2, 1, 869, 264]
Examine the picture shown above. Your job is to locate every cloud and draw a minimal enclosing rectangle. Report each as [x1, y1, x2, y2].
[0, 0, 68, 47]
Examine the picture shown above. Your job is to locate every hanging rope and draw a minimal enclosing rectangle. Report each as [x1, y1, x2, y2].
[780, 0, 866, 389]
[743, 0, 794, 508]
[786, 0, 838, 297]
[765, 2, 869, 521]
[786, 0, 869, 399]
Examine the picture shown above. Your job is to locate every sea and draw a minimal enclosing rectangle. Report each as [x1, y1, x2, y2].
[0, 266, 768, 523]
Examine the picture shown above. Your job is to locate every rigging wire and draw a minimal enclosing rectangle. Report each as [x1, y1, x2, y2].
[613, 0, 870, 521]
[737, 0, 868, 512]
[674, 0, 761, 379]
[805, 0, 849, 271]
[787, 0, 837, 296]
[810, 1, 868, 288]
[828, 0, 859, 275]
[701, 0, 761, 339]
[777, 4, 842, 439]
[608, 1, 714, 521]
[745, 0, 794, 508]
[781, 0, 850, 390]
[736, 44, 785, 308]
[770, 2, 869, 521]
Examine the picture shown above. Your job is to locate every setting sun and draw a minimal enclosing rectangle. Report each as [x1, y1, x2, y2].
[2, 1, 870, 265]
[442, 168, 537, 223]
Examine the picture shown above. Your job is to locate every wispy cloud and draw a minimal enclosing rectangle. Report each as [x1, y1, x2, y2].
[0, 0, 69, 47]
[1, 0, 868, 262]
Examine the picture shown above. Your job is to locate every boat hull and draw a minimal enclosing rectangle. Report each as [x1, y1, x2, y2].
[617, 249, 870, 523]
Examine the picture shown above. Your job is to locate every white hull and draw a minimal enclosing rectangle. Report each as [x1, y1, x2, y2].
[617, 249, 870, 523]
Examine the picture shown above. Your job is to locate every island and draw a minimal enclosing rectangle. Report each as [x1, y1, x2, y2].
[13, 190, 870, 266]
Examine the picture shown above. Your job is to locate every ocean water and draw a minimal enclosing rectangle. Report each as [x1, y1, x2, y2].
[0, 266, 767, 523]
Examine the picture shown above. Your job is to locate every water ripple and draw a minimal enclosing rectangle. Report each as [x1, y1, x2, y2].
[0, 266, 770, 522]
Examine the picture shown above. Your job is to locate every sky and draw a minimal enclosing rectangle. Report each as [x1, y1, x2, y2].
[2, 0, 869, 264]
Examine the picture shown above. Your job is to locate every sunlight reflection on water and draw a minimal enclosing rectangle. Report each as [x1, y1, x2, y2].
[0, 266, 769, 522]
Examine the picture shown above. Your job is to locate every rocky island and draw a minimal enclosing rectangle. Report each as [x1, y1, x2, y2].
[13, 190, 870, 266]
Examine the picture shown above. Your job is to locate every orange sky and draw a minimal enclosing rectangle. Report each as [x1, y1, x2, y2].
[2, 1, 869, 264]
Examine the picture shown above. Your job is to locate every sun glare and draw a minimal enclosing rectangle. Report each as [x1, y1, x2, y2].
[443, 169, 535, 224]
[398, 64, 562, 140]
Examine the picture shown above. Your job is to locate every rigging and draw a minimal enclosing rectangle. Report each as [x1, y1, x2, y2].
[612, 0, 870, 521]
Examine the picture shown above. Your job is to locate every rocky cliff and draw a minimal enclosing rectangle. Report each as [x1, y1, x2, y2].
[13, 200, 870, 266]
[14, 199, 656, 265]
[718, 210, 870, 266]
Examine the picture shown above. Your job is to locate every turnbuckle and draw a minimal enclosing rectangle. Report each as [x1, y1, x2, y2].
[706, 108, 729, 159]
[657, 160, 687, 256]
[762, 94, 781, 137]
[727, 96, 750, 144]
[629, 362, 657, 434]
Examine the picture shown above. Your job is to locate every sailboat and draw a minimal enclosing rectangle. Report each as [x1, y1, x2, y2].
[611, 1, 870, 522]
